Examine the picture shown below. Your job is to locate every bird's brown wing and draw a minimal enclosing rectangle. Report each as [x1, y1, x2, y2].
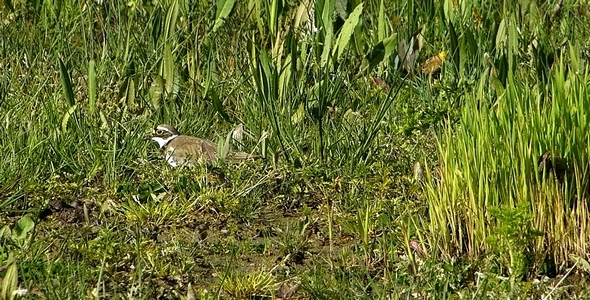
[196, 138, 219, 162]
[169, 135, 261, 164]
[169, 135, 218, 163]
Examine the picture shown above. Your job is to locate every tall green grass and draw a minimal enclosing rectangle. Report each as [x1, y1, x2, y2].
[426, 48, 590, 276]
[0, 0, 417, 191]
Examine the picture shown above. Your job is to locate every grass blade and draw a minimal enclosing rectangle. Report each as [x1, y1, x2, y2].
[59, 57, 75, 107]
[378, 0, 385, 41]
[448, 21, 459, 76]
[88, 60, 97, 115]
[162, 44, 175, 95]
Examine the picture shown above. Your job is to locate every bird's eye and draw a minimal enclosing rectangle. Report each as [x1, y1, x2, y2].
[156, 129, 165, 135]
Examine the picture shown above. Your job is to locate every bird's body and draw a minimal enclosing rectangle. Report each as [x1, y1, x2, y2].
[150, 124, 257, 167]
[420, 51, 447, 77]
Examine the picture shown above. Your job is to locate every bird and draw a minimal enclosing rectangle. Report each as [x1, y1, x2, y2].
[420, 51, 447, 77]
[149, 124, 258, 167]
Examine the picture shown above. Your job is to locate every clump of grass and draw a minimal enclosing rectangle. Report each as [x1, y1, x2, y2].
[426, 50, 590, 273]
[222, 269, 274, 299]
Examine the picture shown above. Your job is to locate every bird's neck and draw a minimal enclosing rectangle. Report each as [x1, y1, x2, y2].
[152, 135, 178, 150]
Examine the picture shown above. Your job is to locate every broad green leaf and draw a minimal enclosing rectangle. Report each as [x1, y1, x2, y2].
[333, 3, 363, 61]
[14, 215, 34, 240]
[364, 34, 396, 74]
[88, 60, 97, 115]
[442, 0, 453, 22]
[212, 0, 236, 33]
[495, 18, 506, 52]
[443, 0, 453, 21]
[320, 0, 335, 67]
[459, 36, 467, 77]
[508, 18, 518, 58]
[163, 0, 179, 41]
[59, 57, 75, 107]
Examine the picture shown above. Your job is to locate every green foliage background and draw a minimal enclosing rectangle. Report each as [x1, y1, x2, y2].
[1, 0, 590, 298]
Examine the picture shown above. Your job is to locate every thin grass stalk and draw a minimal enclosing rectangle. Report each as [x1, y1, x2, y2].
[88, 60, 97, 115]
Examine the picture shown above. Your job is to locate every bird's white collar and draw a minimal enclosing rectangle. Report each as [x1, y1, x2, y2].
[151, 135, 178, 150]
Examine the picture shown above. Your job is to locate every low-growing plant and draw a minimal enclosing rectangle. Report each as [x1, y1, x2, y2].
[222, 269, 275, 299]
[486, 202, 543, 278]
